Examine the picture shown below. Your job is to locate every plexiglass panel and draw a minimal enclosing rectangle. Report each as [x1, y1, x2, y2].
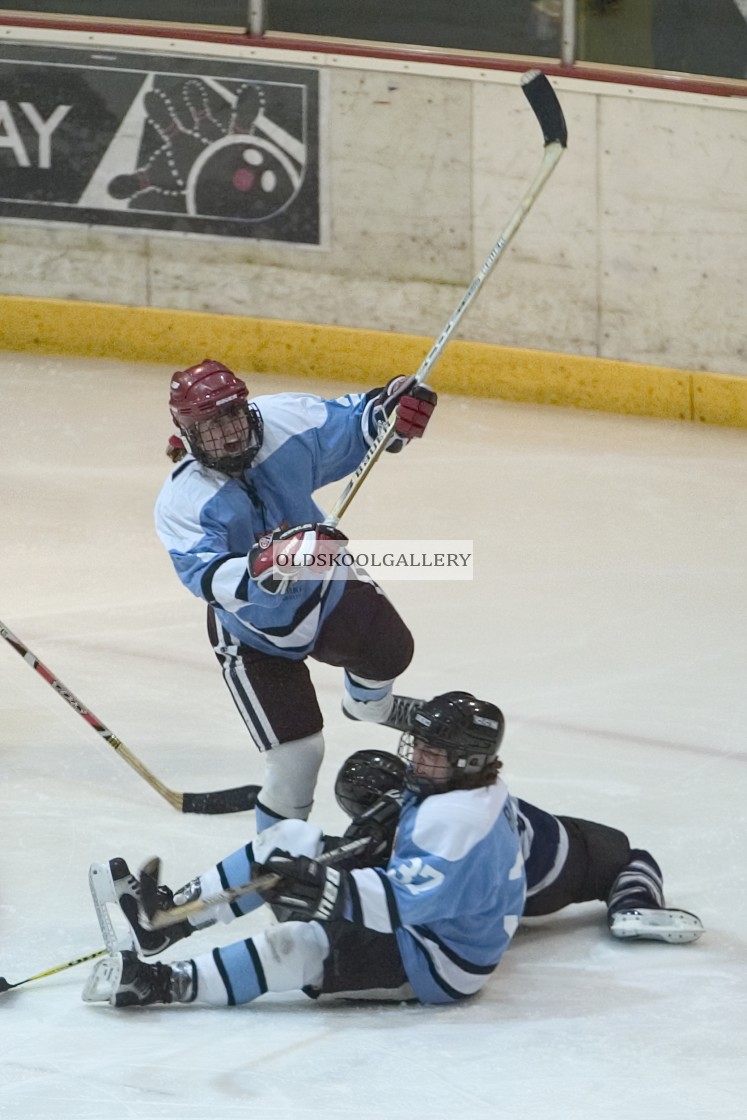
[2, 1, 247, 26]
[577, 0, 747, 79]
[269, 0, 560, 58]
[3, 2, 746, 79]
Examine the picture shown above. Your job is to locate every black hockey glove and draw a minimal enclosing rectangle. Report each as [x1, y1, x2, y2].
[341, 789, 403, 865]
[252, 849, 350, 922]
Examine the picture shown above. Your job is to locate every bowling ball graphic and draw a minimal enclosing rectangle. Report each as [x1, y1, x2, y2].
[186, 135, 302, 221]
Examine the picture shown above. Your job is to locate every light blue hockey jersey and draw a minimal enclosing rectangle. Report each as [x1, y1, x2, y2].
[154, 389, 379, 657]
[346, 781, 527, 1004]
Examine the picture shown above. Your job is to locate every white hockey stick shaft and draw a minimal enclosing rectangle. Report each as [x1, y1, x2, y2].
[322, 70, 567, 529]
[146, 836, 369, 928]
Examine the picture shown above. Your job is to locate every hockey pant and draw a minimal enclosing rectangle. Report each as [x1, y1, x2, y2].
[516, 799, 631, 916]
[207, 578, 413, 824]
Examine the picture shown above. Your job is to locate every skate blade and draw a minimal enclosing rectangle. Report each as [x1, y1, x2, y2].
[88, 863, 136, 954]
[82, 954, 123, 1004]
[610, 908, 704, 944]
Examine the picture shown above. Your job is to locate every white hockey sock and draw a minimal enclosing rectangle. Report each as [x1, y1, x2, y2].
[258, 732, 325, 821]
[191, 922, 329, 1006]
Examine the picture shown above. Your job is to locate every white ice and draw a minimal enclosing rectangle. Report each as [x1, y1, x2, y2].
[1, 352, 745, 1119]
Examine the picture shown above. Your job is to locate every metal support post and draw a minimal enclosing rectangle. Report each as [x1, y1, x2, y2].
[247, 0, 267, 37]
[561, 0, 577, 65]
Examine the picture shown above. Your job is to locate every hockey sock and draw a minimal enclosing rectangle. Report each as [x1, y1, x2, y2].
[342, 672, 395, 723]
[608, 849, 665, 915]
[193, 922, 329, 1006]
[256, 733, 324, 829]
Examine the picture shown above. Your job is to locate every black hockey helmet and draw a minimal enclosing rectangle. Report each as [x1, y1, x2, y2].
[399, 691, 505, 795]
[335, 749, 407, 820]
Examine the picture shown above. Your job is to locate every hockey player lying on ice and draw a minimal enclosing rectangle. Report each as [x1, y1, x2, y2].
[84, 692, 704, 1009]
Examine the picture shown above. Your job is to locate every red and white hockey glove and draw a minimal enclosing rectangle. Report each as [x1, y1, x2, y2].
[376, 376, 438, 453]
[248, 523, 348, 595]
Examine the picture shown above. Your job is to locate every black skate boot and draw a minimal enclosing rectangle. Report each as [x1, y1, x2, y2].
[89, 858, 210, 957]
[607, 849, 704, 944]
[342, 694, 423, 732]
[82, 950, 197, 1007]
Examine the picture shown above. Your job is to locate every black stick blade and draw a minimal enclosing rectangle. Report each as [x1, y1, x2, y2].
[521, 70, 568, 148]
[138, 857, 162, 922]
[181, 783, 260, 815]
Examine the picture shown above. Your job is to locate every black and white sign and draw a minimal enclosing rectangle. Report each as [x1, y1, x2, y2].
[0, 43, 320, 242]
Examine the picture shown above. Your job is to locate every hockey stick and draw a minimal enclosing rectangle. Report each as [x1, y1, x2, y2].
[0, 948, 107, 994]
[322, 69, 568, 529]
[0, 621, 259, 815]
[142, 836, 369, 928]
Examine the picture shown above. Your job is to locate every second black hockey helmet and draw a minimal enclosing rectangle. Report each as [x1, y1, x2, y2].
[335, 749, 407, 820]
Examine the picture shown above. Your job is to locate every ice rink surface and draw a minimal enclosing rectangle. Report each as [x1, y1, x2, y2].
[1, 352, 746, 1119]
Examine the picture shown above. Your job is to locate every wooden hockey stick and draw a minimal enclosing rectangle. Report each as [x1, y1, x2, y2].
[322, 69, 568, 529]
[0, 621, 259, 815]
[142, 836, 369, 928]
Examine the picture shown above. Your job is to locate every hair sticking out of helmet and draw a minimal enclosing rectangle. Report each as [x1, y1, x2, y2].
[168, 359, 263, 476]
[335, 749, 408, 820]
[398, 691, 505, 796]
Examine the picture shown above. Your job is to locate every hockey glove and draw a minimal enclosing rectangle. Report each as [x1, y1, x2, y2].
[248, 523, 348, 594]
[252, 849, 350, 921]
[341, 789, 403, 865]
[373, 376, 438, 453]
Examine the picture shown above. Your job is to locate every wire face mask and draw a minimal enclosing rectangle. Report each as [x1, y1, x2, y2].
[191, 401, 262, 475]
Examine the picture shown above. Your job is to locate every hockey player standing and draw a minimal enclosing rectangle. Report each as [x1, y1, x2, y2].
[156, 359, 436, 831]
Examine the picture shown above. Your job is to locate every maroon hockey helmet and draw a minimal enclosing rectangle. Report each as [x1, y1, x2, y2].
[169, 359, 263, 474]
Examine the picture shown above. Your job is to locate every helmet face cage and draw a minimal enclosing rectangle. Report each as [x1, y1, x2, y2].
[399, 692, 504, 796]
[335, 749, 407, 819]
[189, 400, 263, 475]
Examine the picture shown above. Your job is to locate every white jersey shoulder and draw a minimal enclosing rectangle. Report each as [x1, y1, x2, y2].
[154, 458, 227, 552]
[411, 781, 510, 862]
[252, 393, 328, 464]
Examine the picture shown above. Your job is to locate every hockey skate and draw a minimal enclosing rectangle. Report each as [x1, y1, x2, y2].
[607, 849, 704, 944]
[342, 694, 423, 733]
[608, 907, 704, 944]
[82, 949, 196, 1007]
[89, 858, 201, 957]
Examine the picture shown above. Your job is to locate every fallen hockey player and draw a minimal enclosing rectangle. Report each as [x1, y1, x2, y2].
[84, 692, 703, 1009]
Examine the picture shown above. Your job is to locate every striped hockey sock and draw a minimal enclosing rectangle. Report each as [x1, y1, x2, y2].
[607, 849, 664, 916]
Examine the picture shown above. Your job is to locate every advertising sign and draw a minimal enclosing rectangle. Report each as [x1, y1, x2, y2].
[0, 43, 320, 242]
